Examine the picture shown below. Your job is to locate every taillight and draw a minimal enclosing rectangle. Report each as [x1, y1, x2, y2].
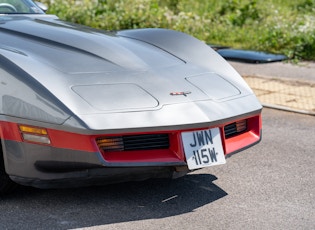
[96, 137, 124, 152]
[235, 120, 247, 133]
[224, 119, 247, 138]
[19, 125, 51, 145]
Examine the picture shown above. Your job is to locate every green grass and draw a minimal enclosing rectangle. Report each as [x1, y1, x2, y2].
[42, 0, 315, 60]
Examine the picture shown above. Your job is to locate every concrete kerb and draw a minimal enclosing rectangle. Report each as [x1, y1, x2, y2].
[262, 103, 315, 116]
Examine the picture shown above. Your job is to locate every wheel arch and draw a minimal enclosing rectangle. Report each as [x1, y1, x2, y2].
[0, 134, 18, 194]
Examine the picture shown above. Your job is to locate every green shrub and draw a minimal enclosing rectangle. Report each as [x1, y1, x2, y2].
[41, 0, 315, 60]
[295, 0, 315, 13]
[216, 0, 262, 26]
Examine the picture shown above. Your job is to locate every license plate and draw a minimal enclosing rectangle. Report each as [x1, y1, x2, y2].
[181, 127, 226, 170]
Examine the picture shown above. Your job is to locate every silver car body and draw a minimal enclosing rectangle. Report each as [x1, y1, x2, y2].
[0, 1, 262, 190]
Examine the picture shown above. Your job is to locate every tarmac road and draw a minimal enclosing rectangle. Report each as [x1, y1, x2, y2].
[0, 108, 314, 230]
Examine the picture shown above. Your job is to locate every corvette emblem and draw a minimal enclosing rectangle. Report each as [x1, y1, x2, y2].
[170, 91, 191, 97]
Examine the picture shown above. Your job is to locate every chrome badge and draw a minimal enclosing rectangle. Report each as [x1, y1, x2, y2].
[170, 91, 191, 97]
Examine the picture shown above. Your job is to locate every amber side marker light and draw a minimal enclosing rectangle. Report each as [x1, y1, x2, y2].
[19, 125, 51, 144]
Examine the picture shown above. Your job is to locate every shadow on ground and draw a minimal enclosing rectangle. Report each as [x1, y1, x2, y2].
[0, 174, 227, 229]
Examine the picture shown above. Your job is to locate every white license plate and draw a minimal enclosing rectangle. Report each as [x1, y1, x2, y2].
[181, 127, 226, 170]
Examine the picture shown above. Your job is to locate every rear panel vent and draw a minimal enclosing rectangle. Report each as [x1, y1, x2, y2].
[224, 120, 247, 138]
[96, 134, 170, 152]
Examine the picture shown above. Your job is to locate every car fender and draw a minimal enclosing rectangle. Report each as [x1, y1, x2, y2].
[118, 28, 253, 93]
[0, 51, 72, 125]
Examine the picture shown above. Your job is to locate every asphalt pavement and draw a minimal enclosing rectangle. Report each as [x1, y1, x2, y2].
[2, 108, 311, 230]
[1, 61, 314, 230]
[229, 61, 315, 115]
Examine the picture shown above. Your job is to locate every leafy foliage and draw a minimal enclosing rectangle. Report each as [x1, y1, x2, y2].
[41, 0, 315, 60]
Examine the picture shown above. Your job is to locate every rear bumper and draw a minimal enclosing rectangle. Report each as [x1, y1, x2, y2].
[3, 139, 187, 185]
[10, 166, 184, 189]
[1, 110, 262, 188]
